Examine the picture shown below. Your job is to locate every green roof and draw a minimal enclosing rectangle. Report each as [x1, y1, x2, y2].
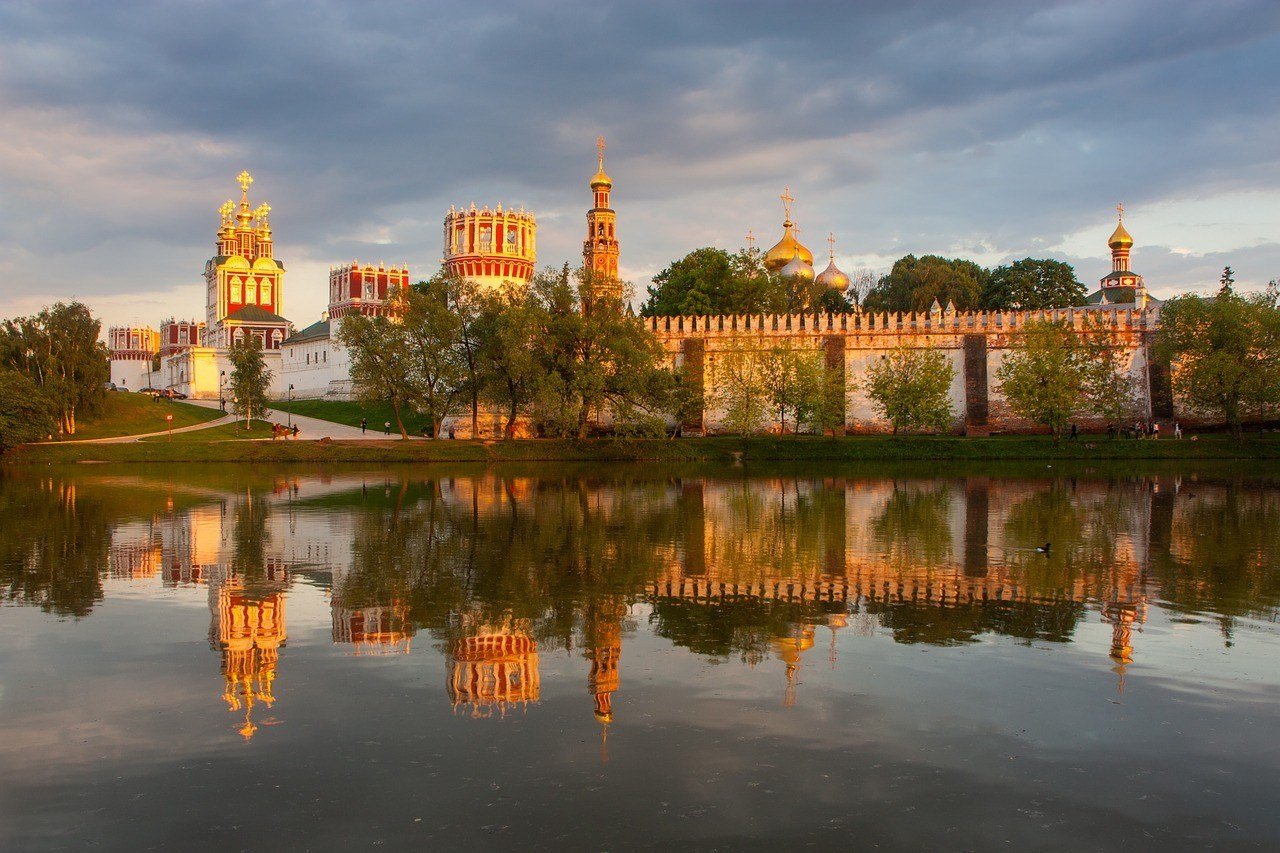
[224, 304, 289, 325]
[282, 318, 331, 344]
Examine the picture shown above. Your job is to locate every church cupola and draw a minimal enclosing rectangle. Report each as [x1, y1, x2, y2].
[764, 187, 814, 272]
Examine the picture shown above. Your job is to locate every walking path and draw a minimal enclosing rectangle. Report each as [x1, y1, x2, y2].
[188, 399, 403, 441]
[35, 413, 239, 444]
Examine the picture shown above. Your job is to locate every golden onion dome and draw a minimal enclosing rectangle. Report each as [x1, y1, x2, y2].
[590, 167, 612, 189]
[764, 221, 813, 272]
[815, 258, 851, 290]
[1108, 219, 1133, 249]
[780, 250, 815, 283]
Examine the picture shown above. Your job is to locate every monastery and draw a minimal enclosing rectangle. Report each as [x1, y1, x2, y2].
[108, 141, 1170, 434]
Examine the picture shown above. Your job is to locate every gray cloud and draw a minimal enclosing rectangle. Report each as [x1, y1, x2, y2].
[2, 0, 1280, 326]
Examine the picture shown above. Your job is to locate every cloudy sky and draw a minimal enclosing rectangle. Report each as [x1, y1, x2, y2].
[2, 0, 1279, 329]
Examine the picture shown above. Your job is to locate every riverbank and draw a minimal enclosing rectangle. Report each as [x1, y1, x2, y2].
[6, 433, 1279, 465]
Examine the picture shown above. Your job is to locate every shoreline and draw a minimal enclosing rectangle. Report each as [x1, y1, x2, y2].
[6, 434, 1279, 465]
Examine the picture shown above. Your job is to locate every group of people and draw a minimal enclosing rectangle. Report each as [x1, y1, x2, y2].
[358, 417, 456, 439]
[270, 422, 300, 440]
[1103, 421, 1183, 440]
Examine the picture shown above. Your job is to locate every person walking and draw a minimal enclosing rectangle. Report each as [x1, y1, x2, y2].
[1069, 423, 1078, 441]
[384, 421, 391, 436]
[292, 424, 300, 440]
[1174, 422, 1182, 439]
[1152, 422, 1160, 440]
[360, 417, 367, 435]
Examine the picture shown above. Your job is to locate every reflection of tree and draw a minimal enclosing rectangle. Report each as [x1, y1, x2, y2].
[228, 490, 271, 582]
[869, 598, 1084, 645]
[871, 484, 953, 569]
[1154, 486, 1280, 631]
[648, 598, 842, 665]
[0, 478, 110, 617]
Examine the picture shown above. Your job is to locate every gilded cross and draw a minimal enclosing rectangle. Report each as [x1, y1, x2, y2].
[1117, 201, 1124, 221]
[597, 135, 606, 169]
[746, 229, 756, 250]
[254, 203, 271, 225]
[780, 186, 795, 220]
[828, 232, 837, 259]
[236, 170, 254, 195]
[218, 200, 235, 224]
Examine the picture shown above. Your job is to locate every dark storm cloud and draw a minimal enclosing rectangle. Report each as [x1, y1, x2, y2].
[2, 0, 1280, 324]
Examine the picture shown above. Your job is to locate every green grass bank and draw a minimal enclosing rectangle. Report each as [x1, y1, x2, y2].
[7, 433, 1279, 465]
[62, 392, 222, 440]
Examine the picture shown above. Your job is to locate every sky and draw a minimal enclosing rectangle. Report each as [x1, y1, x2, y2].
[2, 0, 1280, 330]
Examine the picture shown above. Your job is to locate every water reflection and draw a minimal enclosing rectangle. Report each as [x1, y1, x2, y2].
[2, 466, 1278, 744]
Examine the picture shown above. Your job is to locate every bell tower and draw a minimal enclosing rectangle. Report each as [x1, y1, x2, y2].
[583, 136, 621, 300]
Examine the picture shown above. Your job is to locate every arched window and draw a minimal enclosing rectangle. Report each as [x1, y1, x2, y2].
[245, 281, 257, 304]
[260, 283, 272, 305]
[230, 279, 242, 303]
[233, 328, 244, 345]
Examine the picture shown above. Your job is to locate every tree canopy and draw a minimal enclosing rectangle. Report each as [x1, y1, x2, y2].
[862, 345, 956, 434]
[981, 258, 1086, 310]
[1155, 291, 1280, 437]
[228, 337, 272, 427]
[641, 247, 792, 316]
[863, 255, 988, 314]
[0, 301, 107, 435]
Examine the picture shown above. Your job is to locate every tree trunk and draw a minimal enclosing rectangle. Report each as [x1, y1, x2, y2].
[471, 388, 479, 438]
[577, 404, 590, 440]
[505, 395, 518, 440]
[390, 396, 408, 440]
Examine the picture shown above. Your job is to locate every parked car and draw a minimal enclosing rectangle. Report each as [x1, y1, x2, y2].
[169, 390, 189, 400]
[102, 381, 118, 391]
[139, 387, 160, 396]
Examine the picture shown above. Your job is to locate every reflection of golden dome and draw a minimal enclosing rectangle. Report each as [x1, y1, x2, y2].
[1108, 220, 1133, 249]
[780, 250, 815, 283]
[764, 222, 813, 272]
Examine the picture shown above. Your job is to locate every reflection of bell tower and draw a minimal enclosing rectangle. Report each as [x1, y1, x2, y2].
[210, 579, 287, 741]
[585, 600, 626, 761]
[331, 599, 414, 655]
[445, 615, 540, 718]
[771, 623, 816, 708]
[1102, 597, 1147, 695]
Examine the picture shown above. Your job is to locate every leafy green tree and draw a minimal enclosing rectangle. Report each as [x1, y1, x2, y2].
[227, 337, 272, 428]
[642, 247, 791, 316]
[709, 341, 770, 435]
[400, 283, 467, 438]
[1219, 266, 1236, 296]
[475, 282, 543, 439]
[0, 368, 57, 451]
[1155, 292, 1280, 438]
[981, 258, 1086, 310]
[862, 255, 989, 313]
[531, 266, 674, 438]
[338, 310, 413, 438]
[760, 343, 825, 434]
[862, 344, 956, 434]
[997, 319, 1133, 436]
[416, 271, 485, 436]
[0, 301, 108, 435]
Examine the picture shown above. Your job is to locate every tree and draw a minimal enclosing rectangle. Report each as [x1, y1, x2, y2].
[416, 271, 484, 436]
[228, 337, 272, 428]
[531, 266, 675, 438]
[399, 283, 467, 438]
[710, 341, 770, 436]
[0, 301, 108, 435]
[1219, 266, 1236, 296]
[759, 343, 824, 434]
[997, 319, 1133, 436]
[1155, 292, 1280, 438]
[475, 282, 543, 439]
[338, 311, 415, 438]
[862, 345, 956, 435]
[981, 258, 1086, 310]
[862, 255, 989, 314]
[642, 247, 790, 316]
[0, 368, 57, 452]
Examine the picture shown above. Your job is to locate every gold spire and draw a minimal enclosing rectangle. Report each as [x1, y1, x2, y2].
[1108, 201, 1133, 249]
[590, 135, 612, 188]
[235, 170, 254, 226]
[764, 187, 813, 271]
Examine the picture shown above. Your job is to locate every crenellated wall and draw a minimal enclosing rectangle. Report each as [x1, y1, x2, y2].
[646, 306, 1166, 434]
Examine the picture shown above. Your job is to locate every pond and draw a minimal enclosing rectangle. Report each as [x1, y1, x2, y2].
[1, 463, 1278, 850]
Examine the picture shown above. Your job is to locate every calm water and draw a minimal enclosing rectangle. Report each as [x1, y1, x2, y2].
[1, 463, 1279, 851]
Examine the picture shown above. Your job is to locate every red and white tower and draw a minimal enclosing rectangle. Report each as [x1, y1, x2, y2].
[328, 261, 409, 319]
[107, 325, 159, 390]
[443, 203, 536, 290]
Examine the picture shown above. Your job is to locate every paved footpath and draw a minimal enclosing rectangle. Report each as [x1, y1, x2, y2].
[188, 399, 404, 441]
[36, 412, 239, 444]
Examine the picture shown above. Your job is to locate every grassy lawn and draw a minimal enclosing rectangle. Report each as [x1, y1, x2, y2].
[270, 399, 431, 433]
[63, 392, 223, 440]
[8, 432, 1280, 465]
[139, 420, 276, 442]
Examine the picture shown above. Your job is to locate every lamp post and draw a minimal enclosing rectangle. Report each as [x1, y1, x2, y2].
[287, 384, 294, 429]
[219, 370, 227, 413]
